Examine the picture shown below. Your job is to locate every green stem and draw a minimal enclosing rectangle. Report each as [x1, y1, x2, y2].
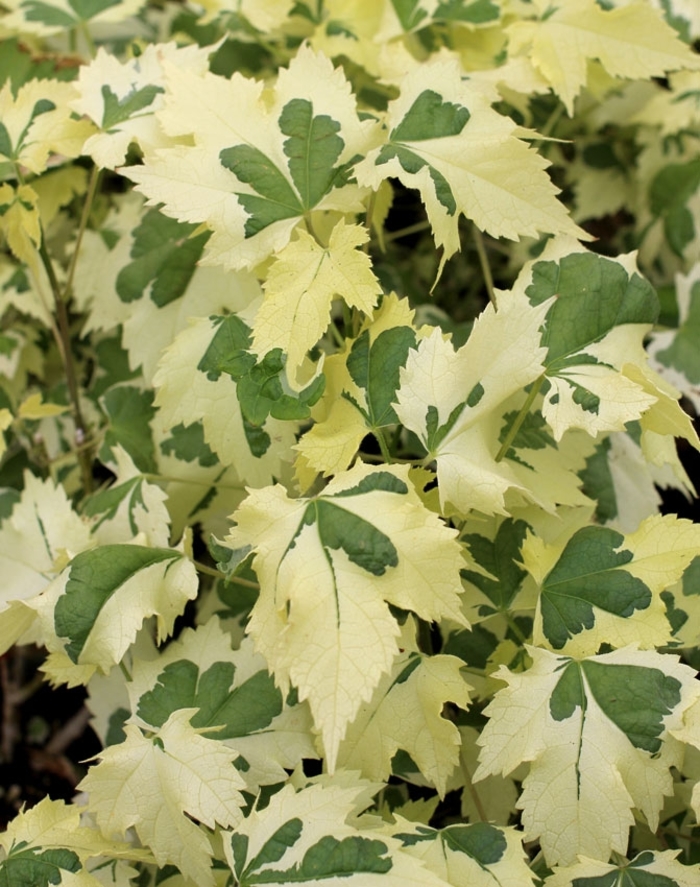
[494, 374, 545, 463]
[460, 754, 489, 822]
[78, 20, 97, 58]
[37, 236, 93, 493]
[373, 427, 393, 464]
[64, 165, 100, 301]
[472, 225, 496, 307]
[502, 611, 528, 645]
[382, 220, 431, 244]
[119, 661, 132, 682]
[363, 191, 377, 253]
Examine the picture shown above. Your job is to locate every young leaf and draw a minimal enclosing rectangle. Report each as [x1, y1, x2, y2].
[474, 646, 700, 867]
[227, 462, 466, 766]
[79, 709, 246, 887]
[354, 59, 586, 275]
[507, 0, 700, 115]
[124, 45, 377, 270]
[253, 219, 381, 385]
[296, 293, 417, 479]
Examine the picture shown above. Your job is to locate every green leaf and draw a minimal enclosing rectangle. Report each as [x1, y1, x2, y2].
[159, 422, 218, 467]
[462, 519, 529, 613]
[197, 314, 255, 381]
[246, 836, 392, 884]
[99, 386, 157, 474]
[115, 207, 210, 307]
[346, 326, 417, 428]
[526, 252, 659, 371]
[301, 498, 399, 576]
[391, 90, 470, 142]
[219, 144, 303, 238]
[540, 526, 651, 650]
[0, 847, 81, 887]
[137, 658, 283, 738]
[101, 83, 164, 131]
[435, 0, 500, 24]
[649, 158, 700, 257]
[655, 279, 700, 384]
[54, 545, 183, 663]
[441, 822, 507, 864]
[280, 98, 346, 209]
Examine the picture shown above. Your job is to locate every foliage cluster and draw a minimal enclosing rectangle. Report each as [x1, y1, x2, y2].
[2, 0, 700, 885]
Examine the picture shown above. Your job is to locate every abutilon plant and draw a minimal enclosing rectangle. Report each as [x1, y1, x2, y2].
[2, 0, 700, 885]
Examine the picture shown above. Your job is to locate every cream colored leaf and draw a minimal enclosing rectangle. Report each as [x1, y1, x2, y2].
[72, 43, 214, 168]
[337, 650, 472, 797]
[124, 45, 377, 270]
[507, 0, 700, 115]
[227, 461, 466, 767]
[474, 646, 700, 867]
[355, 59, 585, 273]
[394, 288, 552, 517]
[0, 471, 91, 654]
[546, 850, 700, 887]
[79, 710, 245, 887]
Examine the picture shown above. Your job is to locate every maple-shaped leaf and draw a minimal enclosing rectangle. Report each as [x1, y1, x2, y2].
[153, 315, 297, 486]
[474, 646, 700, 867]
[253, 219, 381, 385]
[336, 621, 472, 796]
[389, 818, 537, 887]
[124, 45, 377, 270]
[460, 516, 530, 620]
[82, 446, 171, 547]
[517, 244, 660, 440]
[545, 849, 700, 887]
[71, 43, 214, 169]
[128, 619, 317, 792]
[0, 797, 149, 887]
[29, 543, 198, 683]
[222, 780, 452, 887]
[227, 462, 466, 767]
[394, 286, 552, 516]
[296, 293, 418, 479]
[507, 0, 700, 115]
[79, 709, 245, 887]
[0, 78, 91, 174]
[0, 471, 91, 655]
[0, 181, 41, 265]
[73, 194, 263, 384]
[523, 514, 700, 656]
[354, 58, 585, 275]
[1, 0, 146, 36]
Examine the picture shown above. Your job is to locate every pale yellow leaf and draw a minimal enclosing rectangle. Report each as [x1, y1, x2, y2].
[254, 220, 381, 384]
[507, 0, 700, 115]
